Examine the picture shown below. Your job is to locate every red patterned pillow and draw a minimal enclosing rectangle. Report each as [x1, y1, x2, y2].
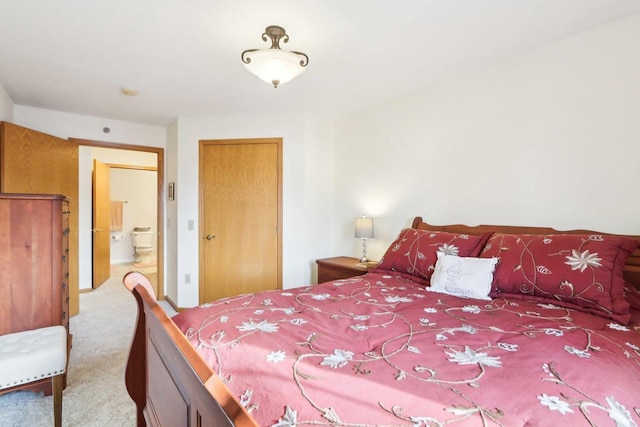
[480, 233, 638, 323]
[373, 228, 492, 284]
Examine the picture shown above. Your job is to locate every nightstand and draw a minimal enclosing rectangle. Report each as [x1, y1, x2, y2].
[316, 256, 376, 283]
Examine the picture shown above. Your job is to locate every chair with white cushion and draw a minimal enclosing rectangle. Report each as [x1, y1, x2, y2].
[0, 326, 68, 427]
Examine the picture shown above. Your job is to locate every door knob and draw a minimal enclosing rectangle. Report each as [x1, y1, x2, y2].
[91, 228, 103, 233]
[205, 234, 216, 240]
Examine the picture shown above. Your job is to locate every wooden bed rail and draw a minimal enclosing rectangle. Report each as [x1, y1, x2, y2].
[411, 216, 640, 289]
[123, 271, 258, 427]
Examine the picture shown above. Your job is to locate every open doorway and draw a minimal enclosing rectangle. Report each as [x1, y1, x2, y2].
[73, 138, 165, 300]
[94, 159, 159, 290]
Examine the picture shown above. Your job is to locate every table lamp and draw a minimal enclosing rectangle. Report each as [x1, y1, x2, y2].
[355, 215, 374, 263]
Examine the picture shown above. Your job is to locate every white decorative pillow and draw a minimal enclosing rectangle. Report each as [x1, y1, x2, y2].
[429, 253, 498, 300]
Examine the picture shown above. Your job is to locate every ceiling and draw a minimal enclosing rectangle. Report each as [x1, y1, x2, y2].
[1, 0, 638, 126]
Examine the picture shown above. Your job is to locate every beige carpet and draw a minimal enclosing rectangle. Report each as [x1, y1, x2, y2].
[0, 270, 139, 426]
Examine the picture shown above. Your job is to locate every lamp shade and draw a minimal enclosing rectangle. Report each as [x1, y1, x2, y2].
[242, 49, 307, 88]
[355, 216, 374, 239]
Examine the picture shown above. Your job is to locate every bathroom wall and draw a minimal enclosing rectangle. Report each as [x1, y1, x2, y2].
[110, 167, 158, 264]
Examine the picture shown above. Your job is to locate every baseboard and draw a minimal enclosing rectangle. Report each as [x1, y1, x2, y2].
[164, 296, 185, 313]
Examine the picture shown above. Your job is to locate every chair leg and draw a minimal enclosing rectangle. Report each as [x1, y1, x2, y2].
[52, 374, 63, 427]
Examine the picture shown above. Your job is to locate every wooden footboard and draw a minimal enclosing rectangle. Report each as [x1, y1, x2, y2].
[123, 271, 258, 427]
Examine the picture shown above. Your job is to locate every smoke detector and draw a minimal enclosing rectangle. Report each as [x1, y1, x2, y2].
[121, 87, 138, 96]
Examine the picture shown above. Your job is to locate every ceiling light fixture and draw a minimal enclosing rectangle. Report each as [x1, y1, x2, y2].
[241, 25, 309, 88]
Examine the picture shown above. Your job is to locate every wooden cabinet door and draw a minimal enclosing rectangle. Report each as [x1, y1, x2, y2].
[0, 121, 79, 316]
[0, 195, 67, 335]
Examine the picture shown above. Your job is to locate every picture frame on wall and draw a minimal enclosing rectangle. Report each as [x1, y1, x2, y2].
[168, 182, 175, 201]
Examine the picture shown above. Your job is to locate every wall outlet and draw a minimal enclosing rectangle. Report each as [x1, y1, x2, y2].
[185, 273, 191, 284]
[188, 220, 194, 230]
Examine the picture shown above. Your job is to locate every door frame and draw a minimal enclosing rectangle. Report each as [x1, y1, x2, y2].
[71, 138, 165, 300]
[198, 138, 283, 304]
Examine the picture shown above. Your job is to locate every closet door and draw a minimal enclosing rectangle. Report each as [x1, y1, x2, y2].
[199, 139, 282, 303]
[0, 121, 80, 316]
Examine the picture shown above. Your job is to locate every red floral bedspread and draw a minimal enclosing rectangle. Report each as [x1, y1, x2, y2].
[173, 272, 640, 426]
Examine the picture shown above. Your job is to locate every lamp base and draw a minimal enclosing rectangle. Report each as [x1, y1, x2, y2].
[359, 238, 370, 264]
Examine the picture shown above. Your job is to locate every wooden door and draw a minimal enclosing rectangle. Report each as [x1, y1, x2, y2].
[92, 159, 111, 288]
[199, 139, 282, 303]
[0, 122, 80, 316]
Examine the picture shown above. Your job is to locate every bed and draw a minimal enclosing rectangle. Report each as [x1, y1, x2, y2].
[123, 216, 640, 426]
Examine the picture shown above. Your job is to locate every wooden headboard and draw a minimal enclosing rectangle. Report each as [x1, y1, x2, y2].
[411, 216, 640, 290]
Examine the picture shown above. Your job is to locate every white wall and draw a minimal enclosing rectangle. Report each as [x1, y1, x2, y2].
[333, 14, 640, 260]
[165, 120, 179, 303]
[107, 155, 158, 264]
[172, 113, 335, 307]
[13, 106, 166, 290]
[13, 105, 166, 144]
[78, 146, 92, 290]
[0, 84, 13, 122]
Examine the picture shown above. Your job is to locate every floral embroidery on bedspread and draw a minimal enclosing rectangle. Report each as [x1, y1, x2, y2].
[172, 272, 640, 427]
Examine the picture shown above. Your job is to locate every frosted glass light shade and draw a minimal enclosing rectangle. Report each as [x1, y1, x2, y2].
[242, 49, 307, 88]
[355, 217, 374, 239]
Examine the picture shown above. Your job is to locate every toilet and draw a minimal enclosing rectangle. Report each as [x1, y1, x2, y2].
[131, 227, 155, 264]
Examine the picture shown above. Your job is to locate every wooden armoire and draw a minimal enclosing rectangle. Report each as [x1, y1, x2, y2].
[0, 193, 71, 394]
